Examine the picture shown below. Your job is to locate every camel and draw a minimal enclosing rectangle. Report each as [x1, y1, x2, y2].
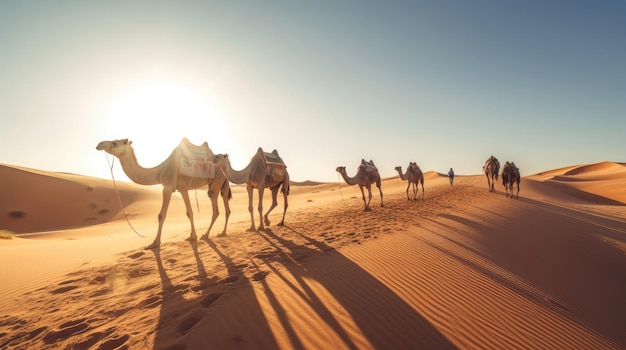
[96, 138, 231, 249]
[336, 159, 384, 211]
[213, 147, 290, 232]
[502, 161, 521, 198]
[483, 155, 500, 192]
[394, 162, 424, 200]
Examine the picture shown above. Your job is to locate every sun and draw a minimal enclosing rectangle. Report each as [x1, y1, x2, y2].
[104, 80, 232, 166]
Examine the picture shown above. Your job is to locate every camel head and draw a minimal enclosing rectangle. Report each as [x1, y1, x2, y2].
[394, 166, 402, 172]
[213, 153, 230, 168]
[335, 166, 346, 174]
[96, 139, 132, 157]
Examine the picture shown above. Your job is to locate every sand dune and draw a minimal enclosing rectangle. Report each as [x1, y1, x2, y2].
[1, 162, 624, 349]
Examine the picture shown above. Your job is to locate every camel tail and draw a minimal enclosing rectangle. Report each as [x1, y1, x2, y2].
[281, 182, 290, 195]
[222, 180, 232, 201]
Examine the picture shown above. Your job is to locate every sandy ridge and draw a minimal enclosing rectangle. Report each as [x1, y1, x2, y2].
[0, 161, 625, 349]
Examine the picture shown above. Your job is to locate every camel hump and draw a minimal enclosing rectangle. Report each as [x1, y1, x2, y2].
[361, 159, 377, 170]
[180, 138, 212, 154]
[263, 149, 286, 167]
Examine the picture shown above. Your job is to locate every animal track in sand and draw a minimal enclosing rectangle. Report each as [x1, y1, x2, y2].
[50, 285, 78, 294]
[219, 276, 239, 284]
[136, 295, 161, 309]
[42, 319, 90, 344]
[128, 251, 145, 259]
[177, 315, 202, 335]
[252, 271, 270, 281]
[98, 334, 129, 349]
[200, 293, 223, 307]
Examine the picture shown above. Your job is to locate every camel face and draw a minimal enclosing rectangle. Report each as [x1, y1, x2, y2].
[213, 154, 229, 168]
[336, 166, 346, 173]
[96, 139, 131, 157]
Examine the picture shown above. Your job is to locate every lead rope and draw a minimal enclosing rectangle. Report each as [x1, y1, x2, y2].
[105, 153, 146, 238]
[337, 172, 346, 204]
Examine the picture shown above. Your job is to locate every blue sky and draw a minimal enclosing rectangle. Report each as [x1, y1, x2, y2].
[0, 1, 624, 182]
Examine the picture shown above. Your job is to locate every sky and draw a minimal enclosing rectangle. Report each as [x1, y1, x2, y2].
[1, 1, 624, 183]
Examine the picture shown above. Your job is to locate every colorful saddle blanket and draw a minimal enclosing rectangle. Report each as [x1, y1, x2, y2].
[179, 138, 216, 178]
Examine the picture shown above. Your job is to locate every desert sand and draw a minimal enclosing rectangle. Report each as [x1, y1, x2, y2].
[1, 161, 625, 349]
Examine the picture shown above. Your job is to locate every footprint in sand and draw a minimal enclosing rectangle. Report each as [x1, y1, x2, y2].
[98, 334, 129, 349]
[51, 285, 78, 294]
[200, 293, 223, 307]
[127, 251, 145, 259]
[252, 271, 270, 281]
[42, 319, 90, 344]
[219, 276, 239, 284]
[136, 295, 161, 309]
[177, 315, 202, 335]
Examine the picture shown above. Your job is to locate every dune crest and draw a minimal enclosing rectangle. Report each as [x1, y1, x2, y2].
[527, 161, 626, 204]
[0, 164, 163, 234]
[0, 162, 624, 349]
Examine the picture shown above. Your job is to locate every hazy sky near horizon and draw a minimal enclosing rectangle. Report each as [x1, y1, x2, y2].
[1, 1, 624, 183]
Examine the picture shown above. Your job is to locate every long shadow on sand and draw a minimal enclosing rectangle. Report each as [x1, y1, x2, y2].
[150, 242, 280, 350]
[253, 226, 456, 349]
[421, 191, 626, 347]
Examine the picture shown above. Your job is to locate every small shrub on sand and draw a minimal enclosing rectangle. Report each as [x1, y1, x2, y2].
[9, 211, 26, 219]
[0, 230, 15, 240]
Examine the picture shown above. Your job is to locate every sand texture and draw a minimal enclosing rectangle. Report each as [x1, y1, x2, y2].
[1, 162, 625, 349]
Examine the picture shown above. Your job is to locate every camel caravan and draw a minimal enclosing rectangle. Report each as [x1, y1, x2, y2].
[483, 155, 521, 198]
[97, 138, 289, 249]
[97, 138, 520, 249]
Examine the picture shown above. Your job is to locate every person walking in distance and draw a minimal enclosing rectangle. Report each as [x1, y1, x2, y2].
[448, 168, 455, 186]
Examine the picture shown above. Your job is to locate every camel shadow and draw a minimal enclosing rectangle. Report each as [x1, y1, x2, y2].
[253, 225, 456, 349]
[422, 194, 626, 346]
[149, 241, 280, 349]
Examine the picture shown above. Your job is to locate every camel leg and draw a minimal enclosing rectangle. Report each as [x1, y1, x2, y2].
[180, 191, 198, 242]
[264, 185, 280, 227]
[278, 182, 288, 226]
[405, 182, 410, 200]
[257, 187, 266, 231]
[358, 185, 369, 211]
[146, 187, 174, 250]
[516, 180, 520, 199]
[420, 180, 425, 200]
[377, 181, 383, 207]
[246, 185, 256, 232]
[200, 184, 219, 240]
[365, 183, 374, 210]
[219, 185, 231, 235]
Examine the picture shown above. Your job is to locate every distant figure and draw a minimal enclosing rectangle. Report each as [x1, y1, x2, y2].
[448, 168, 454, 186]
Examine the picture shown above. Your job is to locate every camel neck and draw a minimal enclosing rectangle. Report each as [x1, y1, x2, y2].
[117, 148, 168, 186]
[340, 170, 362, 185]
[396, 168, 409, 180]
[223, 160, 254, 185]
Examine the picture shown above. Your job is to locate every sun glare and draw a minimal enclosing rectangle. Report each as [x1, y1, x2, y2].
[104, 81, 232, 166]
